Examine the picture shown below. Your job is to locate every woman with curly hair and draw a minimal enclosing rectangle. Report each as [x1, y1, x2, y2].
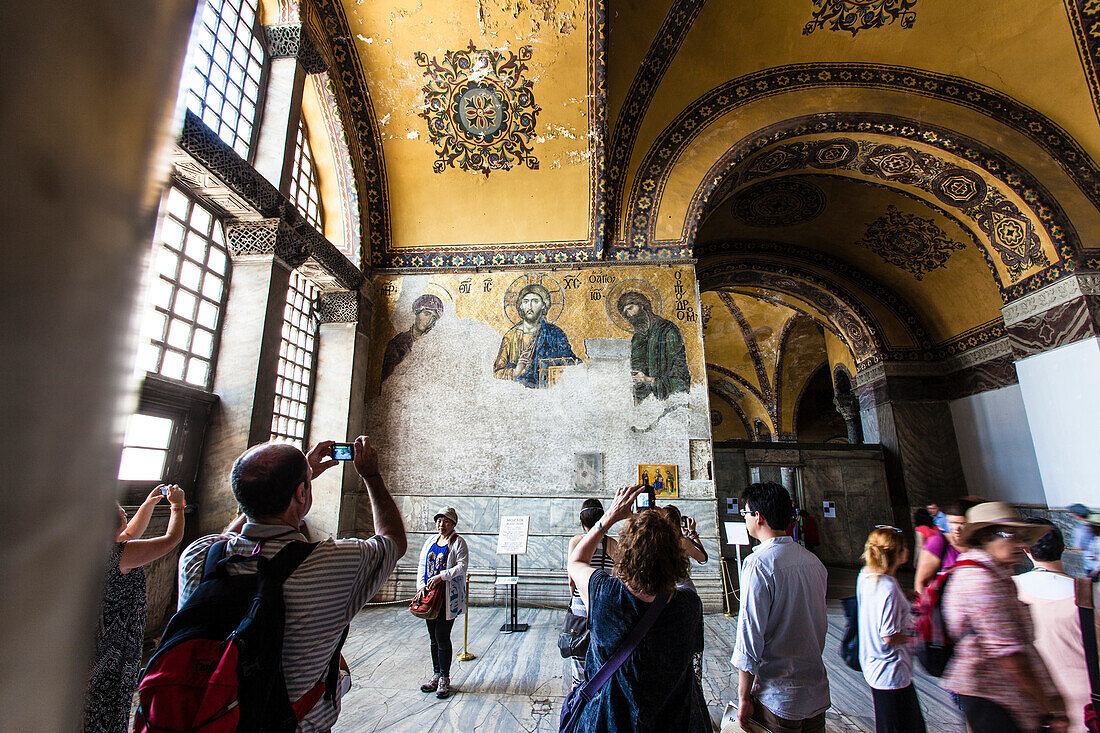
[566, 484, 709, 732]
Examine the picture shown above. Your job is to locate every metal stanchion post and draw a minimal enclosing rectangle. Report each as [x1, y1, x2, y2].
[456, 573, 476, 661]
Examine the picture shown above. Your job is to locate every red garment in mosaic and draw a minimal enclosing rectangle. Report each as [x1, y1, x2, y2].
[940, 549, 1059, 731]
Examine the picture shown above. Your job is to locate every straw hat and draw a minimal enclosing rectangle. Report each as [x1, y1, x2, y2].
[433, 507, 458, 525]
[958, 502, 1052, 547]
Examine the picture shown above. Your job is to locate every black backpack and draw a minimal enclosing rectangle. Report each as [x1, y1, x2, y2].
[134, 540, 345, 733]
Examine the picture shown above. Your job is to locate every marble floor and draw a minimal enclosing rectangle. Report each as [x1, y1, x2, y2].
[333, 602, 964, 733]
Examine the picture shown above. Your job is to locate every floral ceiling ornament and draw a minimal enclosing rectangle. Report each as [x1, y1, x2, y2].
[856, 205, 965, 280]
[415, 42, 540, 176]
[803, 0, 917, 36]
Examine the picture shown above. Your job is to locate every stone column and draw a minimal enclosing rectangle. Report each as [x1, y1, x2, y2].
[855, 366, 967, 513]
[192, 219, 305, 534]
[833, 391, 862, 444]
[0, 1, 199, 728]
[1003, 272, 1100, 508]
[253, 24, 326, 192]
[307, 288, 373, 539]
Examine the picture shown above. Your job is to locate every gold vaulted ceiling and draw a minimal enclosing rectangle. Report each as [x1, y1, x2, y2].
[298, 0, 1100, 355]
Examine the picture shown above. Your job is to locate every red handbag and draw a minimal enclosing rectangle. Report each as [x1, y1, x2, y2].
[410, 584, 442, 619]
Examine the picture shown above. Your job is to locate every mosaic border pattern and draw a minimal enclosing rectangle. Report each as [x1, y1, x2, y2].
[1065, 0, 1100, 127]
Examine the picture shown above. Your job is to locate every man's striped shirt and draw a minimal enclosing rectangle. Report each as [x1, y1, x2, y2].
[178, 523, 401, 732]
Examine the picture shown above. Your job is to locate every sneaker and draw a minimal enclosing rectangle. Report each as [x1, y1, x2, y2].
[435, 676, 451, 699]
[420, 673, 440, 693]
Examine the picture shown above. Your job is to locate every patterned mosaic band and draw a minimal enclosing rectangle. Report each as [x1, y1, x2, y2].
[263, 24, 326, 75]
[177, 111, 363, 290]
[318, 290, 360, 323]
[1066, 1, 1100, 127]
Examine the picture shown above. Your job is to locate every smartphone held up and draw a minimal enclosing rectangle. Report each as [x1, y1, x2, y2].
[331, 443, 354, 461]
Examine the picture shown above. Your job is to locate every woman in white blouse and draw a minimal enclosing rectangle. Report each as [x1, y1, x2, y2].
[416, 507, 468, 700]
[856, 526, 926, 733]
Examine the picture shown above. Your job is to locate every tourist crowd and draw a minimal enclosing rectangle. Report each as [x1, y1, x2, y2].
[81, 438, 1098, 733]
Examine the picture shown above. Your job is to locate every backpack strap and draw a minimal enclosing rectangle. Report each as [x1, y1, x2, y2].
[262, 540, 319, 584]
[202, 540, 229, 581]
[1076, 577, 1100, 705]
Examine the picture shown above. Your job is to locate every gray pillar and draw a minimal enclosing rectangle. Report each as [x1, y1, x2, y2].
[856, 368, 967, 512]
[1003, 272, 1100, 509]
[0, 1, 199, 728]
[253, 24, 327, 193]
[192, 219, 297, 535]
[308, 289, 373, 539]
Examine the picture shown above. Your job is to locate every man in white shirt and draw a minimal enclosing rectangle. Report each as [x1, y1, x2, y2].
[177, 436, 407, 732]
[733, 482, 830, 733]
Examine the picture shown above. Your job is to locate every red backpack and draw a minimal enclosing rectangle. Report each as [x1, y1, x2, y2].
[133, 540, 343, 733]
[911, 558, 986, 677]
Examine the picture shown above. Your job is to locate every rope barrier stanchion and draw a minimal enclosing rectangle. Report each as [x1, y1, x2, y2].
[457, 573, 476, 661]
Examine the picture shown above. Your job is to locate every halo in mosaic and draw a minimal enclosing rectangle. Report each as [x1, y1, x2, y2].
[803, 0, 917, 36]
[856, 204, 965, 280]
[730, 178, 826, 227]
[416, 42, 540, 176]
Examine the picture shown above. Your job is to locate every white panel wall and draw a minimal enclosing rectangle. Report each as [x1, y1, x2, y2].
[1015, 337, 1100, 509]
[950, 384, 1045, 505]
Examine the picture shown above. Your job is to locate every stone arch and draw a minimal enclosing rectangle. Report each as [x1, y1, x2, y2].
[674, 116, 1077, 297]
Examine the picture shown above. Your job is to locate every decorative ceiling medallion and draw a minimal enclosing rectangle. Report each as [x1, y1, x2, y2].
[860, 144, 935, 184]
[856, 204, 965, 280]
[415, 42, 540, 176]
[730, 178, 826, 227]
[976, 203, 1050, 279]
[803, 0, 917, 36]
[932, 167, 988, 208]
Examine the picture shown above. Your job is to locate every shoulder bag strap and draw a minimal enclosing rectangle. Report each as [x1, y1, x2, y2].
[574, 591, 670, 702]
[1076, 577, 1100, 704]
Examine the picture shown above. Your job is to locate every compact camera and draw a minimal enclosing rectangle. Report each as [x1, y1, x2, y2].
[331, 443, 354, 461]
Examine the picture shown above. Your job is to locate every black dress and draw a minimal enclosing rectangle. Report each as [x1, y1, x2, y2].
[82, 542, 147, 733]
[575, 569, 710, 732]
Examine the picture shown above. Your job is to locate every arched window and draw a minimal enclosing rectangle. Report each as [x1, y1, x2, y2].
[290, 119, 323, 231]
[184, 0, 267, 158]
[271, 271, 321, 447]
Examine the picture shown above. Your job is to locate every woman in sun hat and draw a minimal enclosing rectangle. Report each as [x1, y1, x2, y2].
[416, 506, 468, 700]
[940, 502, 1068, 733]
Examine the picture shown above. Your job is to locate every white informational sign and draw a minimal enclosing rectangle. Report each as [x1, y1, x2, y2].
[723, 522, 750, 546]
[494, 576, 519, 585]
[823, 501, 837, 519]
[496, 515, 530, 555]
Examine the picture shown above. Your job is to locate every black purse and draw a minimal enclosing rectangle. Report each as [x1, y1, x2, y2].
[558, 611, 589, 659]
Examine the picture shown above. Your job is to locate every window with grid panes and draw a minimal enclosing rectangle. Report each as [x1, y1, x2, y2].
[270, 271, 321, 447]
[137, 187, 229, 389]
[184, 0, 266, 158]
[290, 119, 323, 230]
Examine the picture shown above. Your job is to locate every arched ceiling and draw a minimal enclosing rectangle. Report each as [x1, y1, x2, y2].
[289, 0, 1100, 370]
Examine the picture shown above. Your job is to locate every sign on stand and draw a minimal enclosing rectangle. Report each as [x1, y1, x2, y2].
[496, 516, 530, 633]
[496, 516, 530, 555]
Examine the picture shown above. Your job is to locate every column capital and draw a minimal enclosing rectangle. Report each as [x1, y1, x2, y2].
[224, 218, 309, 268]
[318, 290, 359, 324]
[1002, 272, 1100, 359]
[263, 23, 326, 74]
